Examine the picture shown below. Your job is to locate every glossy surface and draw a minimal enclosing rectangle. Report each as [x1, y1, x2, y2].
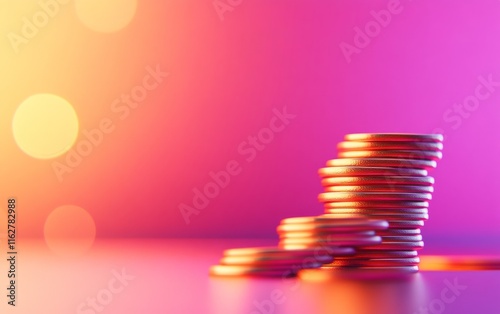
[2, 238, 499, 314]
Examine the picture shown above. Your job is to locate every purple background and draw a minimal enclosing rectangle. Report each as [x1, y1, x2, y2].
[173, 0, 500, 239]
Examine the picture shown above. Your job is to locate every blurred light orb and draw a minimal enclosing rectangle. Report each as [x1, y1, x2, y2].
[13, 93, 79, 159]
[75, 0, 137, 33]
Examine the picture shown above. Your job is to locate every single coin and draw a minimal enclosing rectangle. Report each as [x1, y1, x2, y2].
[387, 220, 425, 228]
[324, 185, 434, 193]
[319, 265, 420, 273]
[324, 257, 420, 267]
[220, 254, 334, 266]
[324, 201, 429, 209]
[278, 234, 380, 244]
[351, 257, 421, 267]
[376, 229, 421, 236]
[321, 176, 435, 186]
[325, 259, 367, 267]
[277, 224, 389, 234]
[274, 246, 357, 256]
[280, 216, 389, 230]
[279, 230, 376, 238]
[338, 150, 442, 161]
[279, 235, 382, 247]
[380, 234, 423, 242]
[210, 263, 322, 277]
[344, 133, 443, 142]
[324, 207, 428, 215]
[210, 265, 294, 277]
[355, 250, 418, 258]
[326, 158, 437, 169]
[280, 243, 359, 250]
[359, 241, 424, 250]
[338, 141, 443, 152]
[319, 167, 428, 178]
[223, 246, 335, 257]
[224, 246, 357, 258]
[318, 192, 432, 202]
[322, 212, 429, 221]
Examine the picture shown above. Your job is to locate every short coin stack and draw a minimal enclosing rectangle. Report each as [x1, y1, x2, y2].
[210, 245, 355, 277]
[210, 217, 389, 277]
[277, 216, 388, 250]
[318, 133, 443, 273]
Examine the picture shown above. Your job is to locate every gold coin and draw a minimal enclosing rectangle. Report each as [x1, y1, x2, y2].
[326, 158, 437, 169]
[380, 235, 423, 242]
[325, 257, 420, 267]
[325, 207, 428, 215]
[321, 175, 435, 186]
[319, 166, 428, 178]
[278, 230, 376, 238]
[223, 246, 333, 257]
[324, 184, 434, 193]
[338, 141, 443, 151]
[279, 235, 382, 247]
[359, 241, 424, 250]
[220, 254, 334, 266]
[324, 201, 429, 209]
[323, 211, 429, 221]
[344, 133, 443, 142]
[318, 192, 432, 202]
[210, 264, 321, 277]
[280, 216, 389, 230]
[376, 229, 421, 236]
[355, 249, 418, 258]
[387, 220, 425, 228]
[338, 150, 442, 160]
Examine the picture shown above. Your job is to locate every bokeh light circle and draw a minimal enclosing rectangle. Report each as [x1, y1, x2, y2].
[12, 94, 79, 159]
[44, 205, 96, 258]
[75, 0, 137, 33]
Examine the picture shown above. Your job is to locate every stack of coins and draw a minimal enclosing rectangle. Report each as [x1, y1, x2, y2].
[210, 246, 355, 277]
[277, 216, 388, 250]
[210, 216, 390, 277]
[210, 133, 443, 277]
[318, 133, 443, 273]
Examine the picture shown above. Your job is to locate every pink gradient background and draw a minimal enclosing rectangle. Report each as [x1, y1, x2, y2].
[1, 2, 500, 314]
[1, 0, 499, 240]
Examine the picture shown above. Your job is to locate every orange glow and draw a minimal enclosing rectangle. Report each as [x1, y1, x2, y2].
[419, 255, 500, 271]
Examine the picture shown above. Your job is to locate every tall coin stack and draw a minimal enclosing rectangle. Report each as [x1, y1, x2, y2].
[210, 133, 442, 277]
[318, 133, 443, 273]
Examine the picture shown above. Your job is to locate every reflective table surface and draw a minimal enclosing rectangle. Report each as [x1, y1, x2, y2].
[2, 238, 499, 314]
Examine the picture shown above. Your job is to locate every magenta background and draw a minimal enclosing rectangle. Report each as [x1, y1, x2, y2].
[155, 0, 500, 238]
[36, 0, 500, 239]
